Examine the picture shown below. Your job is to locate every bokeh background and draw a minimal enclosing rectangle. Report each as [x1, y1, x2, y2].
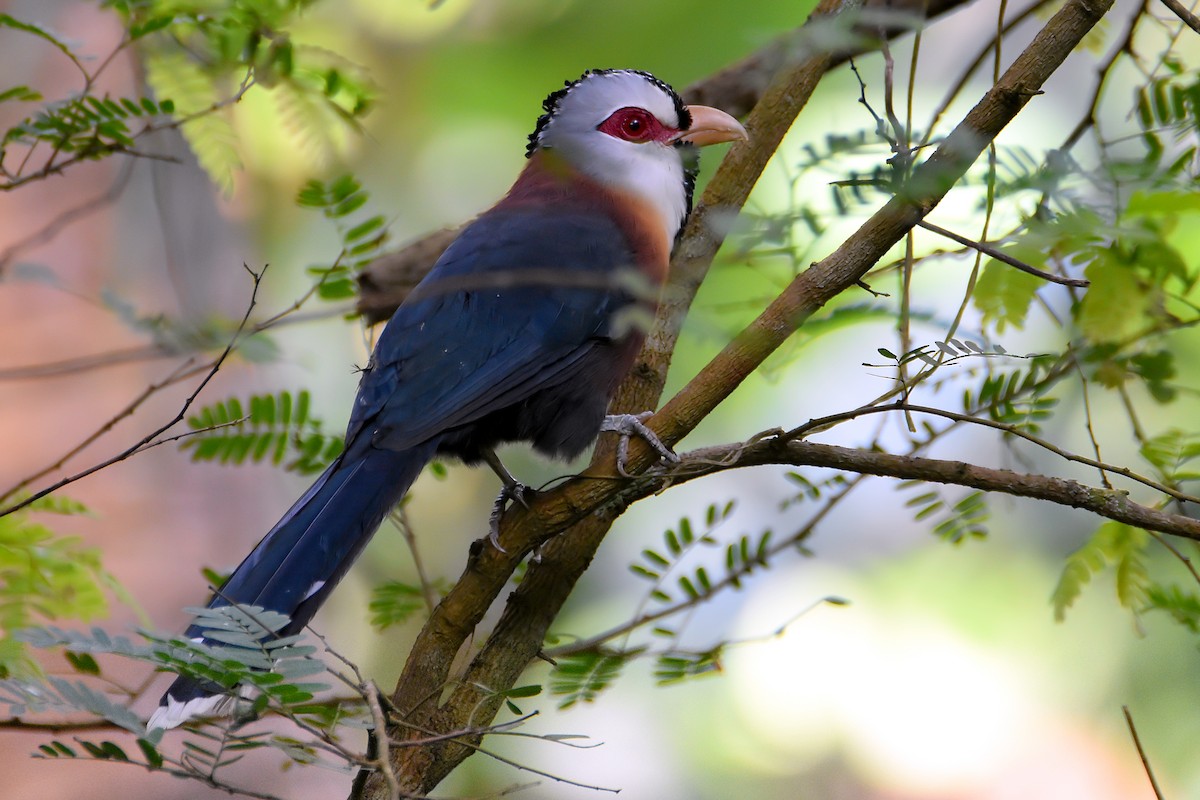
[2, 0, 1199, 798]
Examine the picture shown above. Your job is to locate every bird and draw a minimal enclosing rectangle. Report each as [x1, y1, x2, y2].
[148, 68, 747, 730]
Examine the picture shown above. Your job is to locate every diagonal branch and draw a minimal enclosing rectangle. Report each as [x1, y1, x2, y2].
[1159, 0, 1200, 33]
[363, 0, 1115, 795]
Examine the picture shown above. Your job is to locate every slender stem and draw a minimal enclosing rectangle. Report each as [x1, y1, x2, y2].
[1123, 706, 1166, 800]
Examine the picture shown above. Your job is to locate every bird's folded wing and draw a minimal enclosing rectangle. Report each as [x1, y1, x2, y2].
[346, 209, 640, 450]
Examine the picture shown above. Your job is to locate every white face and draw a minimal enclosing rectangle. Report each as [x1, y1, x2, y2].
[534, 70, 691, 244]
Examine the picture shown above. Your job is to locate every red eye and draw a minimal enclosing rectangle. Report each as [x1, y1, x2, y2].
[598, 107, 666, 143]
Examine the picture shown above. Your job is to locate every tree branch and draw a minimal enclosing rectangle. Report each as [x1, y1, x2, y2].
[1159, 0, 1200, 34]
[672, 436, 1200, 541]
[914, 219, 1090, 287]
[355, 0, 981, 325]
[363, 0, 1115, 794]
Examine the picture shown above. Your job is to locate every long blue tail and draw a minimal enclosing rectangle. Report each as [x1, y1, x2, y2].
[149, 442, 435, 729]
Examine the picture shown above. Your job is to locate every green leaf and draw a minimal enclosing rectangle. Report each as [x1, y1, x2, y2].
[0, 85, 42, 103]
[550, 651, 629, 708]
[331, 192, 368, 217]
[369, 581, 427, 630]
[143, 50, 241, 195]
[1145, 584, 1200, 632]
[136, 738, 164, 769]
[1052, 522, 1149, 621]
[974, 256, 1043, 332]
[65, 652, 100, 676]
[129, 15, 173, 40]
[1077, 251, 1150, 344]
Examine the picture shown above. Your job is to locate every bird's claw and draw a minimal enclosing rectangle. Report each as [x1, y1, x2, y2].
[600, 412, 680, 478]
[488, 481, 534, 552]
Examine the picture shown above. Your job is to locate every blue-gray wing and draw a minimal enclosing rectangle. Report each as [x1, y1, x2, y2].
[345, 207, 638, 450]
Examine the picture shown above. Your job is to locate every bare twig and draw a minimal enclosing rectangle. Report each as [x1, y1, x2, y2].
[366, 684, 402, 800]
[1159, 0, 1200, 33]
[0, 159, 137, 278]
[915, 219, 1090, 286]
[663, 435, 1200, 540]
[0, 264, 266, 516]
[1123, 706, 1167, 800]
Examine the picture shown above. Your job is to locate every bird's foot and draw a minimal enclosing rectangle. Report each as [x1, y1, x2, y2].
[488, 481, 534, 552]
[600, 412, 680, 478]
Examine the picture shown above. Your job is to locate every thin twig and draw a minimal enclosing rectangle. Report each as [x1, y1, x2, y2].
[1159, 0, 1200, 33]
[390, 505, 440, 617]
[915, 219, 1089, 287]
[0, 345, 176, 381]
[366, 683, 402, 800]
[0, 718, 123, 733]
[0, 264, 266, 516]
[0, 358, 206, 505]
[1123, 706, 1166, 800]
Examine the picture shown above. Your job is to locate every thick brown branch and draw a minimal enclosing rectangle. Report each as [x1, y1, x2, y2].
[365, 0, 852, 792]
[363, 0, 1113, 795]
[681, 437, 1200, 540]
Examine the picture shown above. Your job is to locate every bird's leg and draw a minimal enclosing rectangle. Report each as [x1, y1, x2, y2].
[600, 412, 680, 478]
[481, 447, 534, 552]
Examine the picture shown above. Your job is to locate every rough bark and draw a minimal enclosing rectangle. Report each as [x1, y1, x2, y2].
[357, 0, 1116, 795]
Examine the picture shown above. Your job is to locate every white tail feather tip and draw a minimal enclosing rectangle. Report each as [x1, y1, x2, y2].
[147, 693, 231, 731]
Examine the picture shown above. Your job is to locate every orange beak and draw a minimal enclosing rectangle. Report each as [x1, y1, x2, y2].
[673, 105, 749, 147]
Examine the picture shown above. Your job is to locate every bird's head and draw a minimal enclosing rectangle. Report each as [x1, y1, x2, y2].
[527, 69, 747, 243]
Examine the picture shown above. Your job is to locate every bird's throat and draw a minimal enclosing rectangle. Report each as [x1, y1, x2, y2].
[498, 152, 674, 285]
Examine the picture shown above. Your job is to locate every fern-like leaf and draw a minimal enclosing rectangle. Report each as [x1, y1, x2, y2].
[550, 651, 630, 708]
[180, 390, 342, 474]
[1052, 522, 1149, 621]
[144, 50, 241, 194]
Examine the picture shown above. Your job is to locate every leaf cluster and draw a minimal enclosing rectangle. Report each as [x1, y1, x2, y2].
[1, 94, 174, 166]
[903, 485, 989, 545]
[629, 502, 735, 608]
[180, 390, 343, 475]
[2, 608, 369, 792]
[369, 581, 444, 631]
[549, 651, 629, 709]
[297, 175, 390, 301]
[1051, 521, 1149, 622]
[0, 497, 113, 678]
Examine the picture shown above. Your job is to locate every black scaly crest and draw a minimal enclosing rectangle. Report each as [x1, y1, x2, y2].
[525, 69, 692, 157]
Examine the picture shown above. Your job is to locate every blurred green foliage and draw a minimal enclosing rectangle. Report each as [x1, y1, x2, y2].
[7, 0, 1200, 797]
